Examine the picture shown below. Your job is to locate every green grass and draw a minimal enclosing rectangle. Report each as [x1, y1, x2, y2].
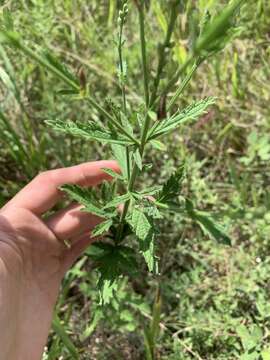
[1, 0, 270, 359]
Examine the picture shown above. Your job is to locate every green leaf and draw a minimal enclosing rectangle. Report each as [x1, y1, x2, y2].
[158, 164, 185, 203]
[81, 309, 103, 341]
[150, 139, 167, 151]
[133, 148, 143, 170]
[142, 199, 163, 220]
[85, 242, 115, 260]
[57, 89, 79, 96]
[101, 167, 123, 180]
[42, 49, 78, 86]
[111, 144, 131, 180]
[103, 193, 131, 210]
[87, 243, 138, 305]
[139, 186, 162, 197]
[52, 314, 79, 359]
[128, 208, 157, 272]
[195, 0, 244, 55]
[149, 97, 216, 139]
[60, 184, 109, 218]
[120, 113, 134, 136]
[236, 324, 262, 352]
[186, 199, 232, 246]
[60, 184, 94, 207]
[92, 219, 113, 237]
[46, 119, 133, 145]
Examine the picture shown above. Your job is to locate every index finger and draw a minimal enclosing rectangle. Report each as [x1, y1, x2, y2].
[4, 160, 119, 215]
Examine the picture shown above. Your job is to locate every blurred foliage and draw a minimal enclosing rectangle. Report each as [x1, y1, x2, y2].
[0, 0, 270, 359]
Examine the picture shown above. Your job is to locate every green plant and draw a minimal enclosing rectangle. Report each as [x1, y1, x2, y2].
[0, 0, 246, 308]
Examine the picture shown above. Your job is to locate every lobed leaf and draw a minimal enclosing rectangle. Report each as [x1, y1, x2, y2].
[92, 219, 113, 237]
[46, 119, 134, 145]
[128, 208, 158, 272]
[87, 243, 138, 305]
[102, 193, 131, 210]
[157, 164, 185, 203]
[111, 144, 132, 181]
[60, 184, 111, 218]
[148, 97, 216, 139]
[101, 167, 123, 181]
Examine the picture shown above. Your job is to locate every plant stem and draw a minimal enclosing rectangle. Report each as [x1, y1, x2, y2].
[138, 3, 149, 107]
[159, 56, 193, 101]
[116, 164, 138, 241]
[115, 4, 201, 242]
[118, 11, 131, 181]
[86, 97, 139, 146]
[167, 59, 201, 111]
[149, 1, 179, 106]
[118, 20, 127, 114]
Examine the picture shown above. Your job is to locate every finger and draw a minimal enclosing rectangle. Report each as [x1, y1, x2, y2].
[45, 203, 102, 241]
[4, 160, 119, 215]
[61, 232, 96, 273]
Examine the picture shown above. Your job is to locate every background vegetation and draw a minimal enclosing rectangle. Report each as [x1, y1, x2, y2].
[0, 0, 270, 359]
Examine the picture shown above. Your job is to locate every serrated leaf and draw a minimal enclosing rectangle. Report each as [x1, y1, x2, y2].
[103, 193, 131, 210]
[142, 199, 163, 220]
[158, 164, 185, 203]
[111, 144, 131, 180]
[128, 208, 157, 272]
[46, 119, 133, 145]
[61, 184, 110, 218]
[83, 204, 115, 218]
[101, 167, 123, 180]
[92, 219, 113, 237]
[139, 186, 162, 196]
[85, 242, 114, 260]
[60, 184, 94, 207]
[186, 199, 231, 245]
[98, 278, 118, 305]
[88, 243, 138, 305]
[149, 97, 216, 139]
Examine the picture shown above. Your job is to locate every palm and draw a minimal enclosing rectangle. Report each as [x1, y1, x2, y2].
[0, 161, 119, 360]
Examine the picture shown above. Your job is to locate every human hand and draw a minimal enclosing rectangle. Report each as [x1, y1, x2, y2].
[0, 160, 119, 360]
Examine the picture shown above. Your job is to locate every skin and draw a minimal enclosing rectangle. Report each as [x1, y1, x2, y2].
[0, 160, 119, 360]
